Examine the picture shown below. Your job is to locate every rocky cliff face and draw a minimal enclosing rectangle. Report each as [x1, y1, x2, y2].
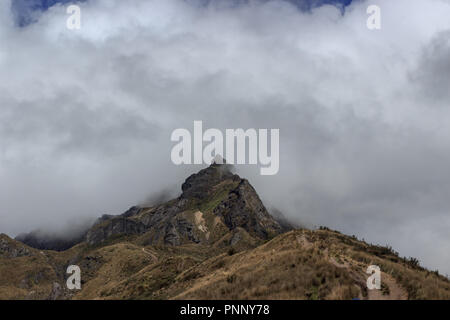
[85, 163, 286, 246]
[85, 215, 146, 245]
[0, 234, 32, 258]
[181, 163, 238, 200]
[213, 179, 282, 239]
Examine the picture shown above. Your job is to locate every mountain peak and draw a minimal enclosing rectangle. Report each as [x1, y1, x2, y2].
[85, 164, 285, 246]
[181, 162, 238, 200]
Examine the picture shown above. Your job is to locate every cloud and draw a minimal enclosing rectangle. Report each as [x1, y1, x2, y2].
[1, 0, 450, 275]
[412, 30, 450, 104]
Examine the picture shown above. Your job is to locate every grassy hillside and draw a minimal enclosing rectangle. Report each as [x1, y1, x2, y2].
[2, 228, 448, 300]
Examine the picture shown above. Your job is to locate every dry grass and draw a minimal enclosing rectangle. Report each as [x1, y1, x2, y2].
[1, 229, 449, 300]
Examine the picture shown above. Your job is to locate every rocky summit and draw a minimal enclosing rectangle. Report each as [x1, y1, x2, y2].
[85, 163, 284, 247]
[1, 164, 449, 300]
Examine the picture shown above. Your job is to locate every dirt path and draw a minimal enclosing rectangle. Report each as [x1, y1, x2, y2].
[328, 255, 408, 300]
[367, 272, 408, 300]
[142, 248, 158, 263]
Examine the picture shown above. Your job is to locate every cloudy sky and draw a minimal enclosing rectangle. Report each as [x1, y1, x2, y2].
[1, 0, 450, 275]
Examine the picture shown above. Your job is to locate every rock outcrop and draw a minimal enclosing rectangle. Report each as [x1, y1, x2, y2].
[84, 163, 285, 246]
[86, 216, 146, 245]
[0, 234, 32, 258]
[181, 163, 238, 200]
[213, 179, 282, 239]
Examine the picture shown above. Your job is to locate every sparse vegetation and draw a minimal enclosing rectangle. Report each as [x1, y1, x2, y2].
[2, 228, 450, 300]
